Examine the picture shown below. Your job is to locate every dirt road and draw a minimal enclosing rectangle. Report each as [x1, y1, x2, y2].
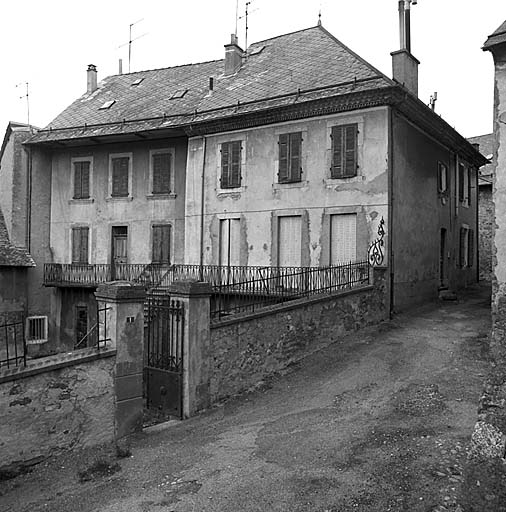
[0, 285, 491, 512]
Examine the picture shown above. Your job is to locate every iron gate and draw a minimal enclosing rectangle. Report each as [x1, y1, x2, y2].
[144, 295, 185, 418]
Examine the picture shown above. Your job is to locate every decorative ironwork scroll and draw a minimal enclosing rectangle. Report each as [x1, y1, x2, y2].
[368, 217, 386, 266]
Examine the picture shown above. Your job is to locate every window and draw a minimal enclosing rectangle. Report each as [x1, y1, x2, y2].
[467, 167, 472, 207]
[151, 151, 172, 195]
[278, 216, 302, 267]
[99, 100, 115, 110]
[437, 162, 448, 194]
[219, 219, 240, 266]
[220, 141, 242, 189]
[73, 160, 91, 199]
[331, 124, 358, 178]
[278, 132, 302, 183]
[72, 227, 89, 264]
[152, 224, 171, 264]
[458, 162, 469, 205]
[25, 316, 48, 344]
[459, 226, 474, 268]
[330, 214, 357, 264]
[111, 155, 130, 197]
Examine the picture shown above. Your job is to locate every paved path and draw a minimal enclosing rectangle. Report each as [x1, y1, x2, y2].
[0, 285, 491, 512]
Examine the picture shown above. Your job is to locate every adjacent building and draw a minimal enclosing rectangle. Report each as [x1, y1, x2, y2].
[23, 23, 485, 353]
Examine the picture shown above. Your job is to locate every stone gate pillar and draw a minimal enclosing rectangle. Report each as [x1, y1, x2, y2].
[95, 283, 145, 439]
[168, 280, 212, 418]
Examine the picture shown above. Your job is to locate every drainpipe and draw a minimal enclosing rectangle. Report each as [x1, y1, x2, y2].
[26, 145, 33, 252]
[388, 107, 394, 319]
[199, 136, 207, 281]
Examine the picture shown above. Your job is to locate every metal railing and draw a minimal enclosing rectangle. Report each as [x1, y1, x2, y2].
[0, 319, 27, 369]
[43, 263, 171, 287]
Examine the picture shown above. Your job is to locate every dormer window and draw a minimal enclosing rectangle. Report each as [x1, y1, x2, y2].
[99, 100, 115, 110]
[131, 78, 144, 86]
[170, 89, 188, 100]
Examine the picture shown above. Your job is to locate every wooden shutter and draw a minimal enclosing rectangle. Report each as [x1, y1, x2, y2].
[468, 229, 474, 267]
[278, 216, 301, 267]
[331, 126, 343, 178]
[458, 164, 465, 203]
[330, 214, 357, 264]
[220, 143, 230, 188]
[152, 225, 171, 263]
[219, 219, 240, 266]
[72, 227, 88, 264]
[289, 132, 302, 182]
[278, 134, 289, 182]
[467, 168, 472, 206]
[459, 227, 467, 268]
[344, 125, 357, 177]
[112, 157, 129, 197]
[220, 142, 241, 188]
[152, 153, 171, 194]
[73, 161, 90, 199]
[230, 141, 241, 188]
[73, 162, 82, 199]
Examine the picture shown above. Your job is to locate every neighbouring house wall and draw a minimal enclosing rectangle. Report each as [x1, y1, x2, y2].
[479, 184, 494, 281]
[209, 269, 387, 402]
[392, 113, 478, 311]
[0, 267, 28, 323]
[0, 349, 115, 470]
[185, 108, 389, 267]
[49, 138, 187, 265]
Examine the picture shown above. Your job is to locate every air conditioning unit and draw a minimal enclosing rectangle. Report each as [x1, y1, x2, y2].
[25, 316, 48, 344]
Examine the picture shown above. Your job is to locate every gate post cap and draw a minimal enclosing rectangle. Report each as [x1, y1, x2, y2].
[168, 279, 213, 297]
[95, 282, 146, 302]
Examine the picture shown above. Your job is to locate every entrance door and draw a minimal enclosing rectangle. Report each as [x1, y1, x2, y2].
[112, 226, 128, 280]
[74, 305, 88, 348]
[440, 228, 448, 288]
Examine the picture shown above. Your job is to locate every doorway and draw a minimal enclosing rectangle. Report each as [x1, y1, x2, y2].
[440, 228, 448, 288]
[112, 226, 128, 280]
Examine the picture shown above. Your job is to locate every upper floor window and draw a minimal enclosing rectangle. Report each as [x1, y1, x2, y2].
[458, 162, 470, 206]
[459, 226, 474, 268]
[278, 132, 302, 183]
[331, 124, 358, 178]
[73, 159, 91, 199]
[151, 151, 172, 195]
[437, 162, 448, 194]
[72, 226, 89, 264]
[110, 154, 132, 198]
[220, 141, 242, 189]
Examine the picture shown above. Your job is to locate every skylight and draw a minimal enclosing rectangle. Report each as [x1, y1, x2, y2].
[170, 89, 188, 100]
[99, 100, 116, 110]
[249, 45, 265, 56]
[131, 78, 144, 86]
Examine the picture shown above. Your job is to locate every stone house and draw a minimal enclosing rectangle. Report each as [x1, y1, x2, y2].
[483, 20, 506, 361]
[468, 133, 494, 282]
[24, 23, 485, 353]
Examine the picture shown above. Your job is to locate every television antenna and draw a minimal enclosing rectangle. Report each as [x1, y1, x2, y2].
[118, 18, 147, 73]
[16, 82, 30, 127]
[239, 1, 258, 51]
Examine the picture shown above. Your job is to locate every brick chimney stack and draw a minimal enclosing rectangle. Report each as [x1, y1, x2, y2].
[224, 34, 243, 76]
[87, 64, 98, 94]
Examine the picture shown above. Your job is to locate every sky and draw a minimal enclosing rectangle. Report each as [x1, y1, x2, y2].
[0, 0, 504, 140]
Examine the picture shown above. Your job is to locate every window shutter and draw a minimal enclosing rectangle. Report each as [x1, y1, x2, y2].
[344, 125, 358, 177]
[289, 132, 302, 182]
[161, 225, 171, 263]
[152, 225, 171, 263]
[330, 214, 357, 264]
[331, 126, 343, 178]
[152, 225, 162, 262]
[81, 162, 90, 199]
[220, 143, 230, 188]
[72, 228, 80, 263]
[112, 157, 129, 197]
[230, 141, 241, 187]
[468, 229, 474, 267]
[80, 227, 89, 264]
[467, 168, 472, 206]
[278, 134, 289, 182]
[459, 227, 466, 268]
[152, 153, 171, 194]
[278, 216, 302, 267]
[73, 163, 82, 199]
[458, 164, 464, 203]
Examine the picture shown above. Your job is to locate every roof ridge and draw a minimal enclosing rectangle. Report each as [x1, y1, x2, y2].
[249, 24, 322, 47]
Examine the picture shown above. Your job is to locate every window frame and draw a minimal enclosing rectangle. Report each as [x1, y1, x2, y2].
[278, 132, 303, 184]
[458, 161, 470, 207]
[151, 224, 172, 264]
[108, 152, 133, 199]
[71, 156, 93, 200]
[218, 217, 241, 267]
[329, 213, 358, 265]
[219, 140, 243, 190]
[330, 123, 358, 179]
[148, 148, 175, 197]
[437, 161, 448, 195]
[71, 226, 90, 264]
[459, 224, 474, 268]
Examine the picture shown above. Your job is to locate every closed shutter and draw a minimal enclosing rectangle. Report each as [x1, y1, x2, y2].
[331, 126, 343, 178]
[459, 227, 467, 268]
[74, 161, 90, 199]
[331, 124, 357, 178]
[219, 219, 240, 266]
[230, 141, 241, 188]
[344, 125, 357, 177]
[330, 214, 357, 264]
[278, 216, 301, 267]
[152, 225, 171, 263]
[468, 229, 474, 268]
[467, 168, 472, 206]
[72, 227, 89, 264]
[112, 157, 129, 197]
[152, 153, 171, 194]
[278, 134, 289, 182]
[220, 143, 230, 188]
[458, 164, 465, 203]
[289, 132, 302, 182]
[220, 142, 242, 189]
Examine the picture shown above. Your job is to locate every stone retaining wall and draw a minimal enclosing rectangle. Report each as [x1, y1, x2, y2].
[209, 268, 388, 402]
[0, 349, 116, 471]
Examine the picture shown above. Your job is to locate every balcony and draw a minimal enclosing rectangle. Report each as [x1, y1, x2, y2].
[43, 263, 171, 288]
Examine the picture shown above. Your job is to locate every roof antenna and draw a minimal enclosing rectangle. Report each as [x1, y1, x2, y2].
[235, 0, 239, 37]
[318, 0, 322, 26]
[118, 18, 147, 73]
[239, 1, 258, 51]
[429, 91, 437, 111]
[16, 82, 30, 128]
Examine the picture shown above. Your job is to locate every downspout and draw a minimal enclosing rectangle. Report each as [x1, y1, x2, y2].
[475, 166, 480, 283]
[26, 145, 33, 252]
[388, 106, 394, 319]
[199, 136, 207, 281]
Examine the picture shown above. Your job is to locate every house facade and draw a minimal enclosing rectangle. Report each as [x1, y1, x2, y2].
[25, 24, 485, 353]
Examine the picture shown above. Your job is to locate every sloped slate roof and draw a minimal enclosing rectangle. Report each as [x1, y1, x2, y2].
[483, 20, 506, 50]
[0, 208, 35, 267]
[29, 25, 393, 143]
[468, 133, 494, 183]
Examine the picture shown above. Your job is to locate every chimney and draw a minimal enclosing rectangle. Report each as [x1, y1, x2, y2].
[391, 0, 419, 96]
[118, 59, 123, 75]
[224, 34, 243, 76]
[87, 64, 98, 94]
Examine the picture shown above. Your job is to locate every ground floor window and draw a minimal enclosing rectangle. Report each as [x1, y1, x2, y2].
[330, 213, 357, 264]
[278, 216, 302, 267]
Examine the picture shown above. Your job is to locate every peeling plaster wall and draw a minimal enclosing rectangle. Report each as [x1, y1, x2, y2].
[185, 108, 389, 267]
[0, 352, 115, 469]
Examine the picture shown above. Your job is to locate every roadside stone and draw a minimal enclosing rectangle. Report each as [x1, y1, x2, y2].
[468, 421, 506, 459]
